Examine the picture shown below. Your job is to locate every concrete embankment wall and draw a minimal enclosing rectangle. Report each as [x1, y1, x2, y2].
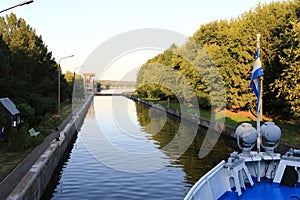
[6, 95, 93, 200]
[124, 94, 293, 153]
[124, 94, 236, 138]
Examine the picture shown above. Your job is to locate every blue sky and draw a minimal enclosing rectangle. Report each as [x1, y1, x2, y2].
[0, 0, 279, 80]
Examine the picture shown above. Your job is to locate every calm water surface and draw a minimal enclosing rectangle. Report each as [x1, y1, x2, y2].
[48, 95, 235, 200]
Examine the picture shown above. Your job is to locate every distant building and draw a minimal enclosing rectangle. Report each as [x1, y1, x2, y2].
[83, 73, 95, 95]
[0, 98, 20, 131]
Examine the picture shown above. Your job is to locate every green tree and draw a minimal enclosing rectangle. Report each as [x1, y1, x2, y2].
[0, 36, 10, 96]
[136, 0, 300, 119]
[0, 13, 71, 125]
[270, 21, 300, 119]
[64, 71, 75, 83]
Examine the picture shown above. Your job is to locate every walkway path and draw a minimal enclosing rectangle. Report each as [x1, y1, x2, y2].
[0, 109, 75, 200]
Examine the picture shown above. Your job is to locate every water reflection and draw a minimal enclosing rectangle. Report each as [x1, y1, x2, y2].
[134, 102, 235, 184]
[80, 96, 170, 173]
[49, 96, 236, 199]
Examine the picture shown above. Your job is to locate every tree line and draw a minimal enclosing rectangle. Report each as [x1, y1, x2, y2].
[0, 13, 74, 126]
[136, 0, 300, 119]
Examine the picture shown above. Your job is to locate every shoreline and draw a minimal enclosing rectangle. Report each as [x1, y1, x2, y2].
[124, 93, 294, 154]
[0, 95, 93, 200]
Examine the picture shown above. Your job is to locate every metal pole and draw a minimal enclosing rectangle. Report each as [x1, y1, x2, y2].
[260, 77, 263, 121]
[58, 55, 74, 115]
[58, 64, 61, 115]
[256, 33, 262, 182]
[256, 33, 261, 154]
[0, 0, 33, 14]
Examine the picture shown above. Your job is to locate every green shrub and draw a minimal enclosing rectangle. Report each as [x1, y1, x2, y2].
[17, 103, 35, 126]
[7, 126, 43, 152]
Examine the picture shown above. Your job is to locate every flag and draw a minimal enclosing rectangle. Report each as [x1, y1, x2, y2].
[250, 47, 264, 113]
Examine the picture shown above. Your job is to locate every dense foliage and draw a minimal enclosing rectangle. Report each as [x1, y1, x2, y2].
[136, 1, 300, 119]
[0, 14, 71, 126]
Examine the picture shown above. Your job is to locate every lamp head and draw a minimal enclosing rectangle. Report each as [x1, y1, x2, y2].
[261, 122, 281, 155]
[235, 123, 257, 156]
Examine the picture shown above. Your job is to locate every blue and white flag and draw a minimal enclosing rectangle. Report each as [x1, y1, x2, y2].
[250, 47, 264, 113]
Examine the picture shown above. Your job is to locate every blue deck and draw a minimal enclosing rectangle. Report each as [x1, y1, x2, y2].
[219, 178, 300, 200]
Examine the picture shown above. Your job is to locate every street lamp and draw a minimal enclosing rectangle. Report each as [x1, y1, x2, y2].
[58, 55, 74, 115]
[0, 0, 34, 14]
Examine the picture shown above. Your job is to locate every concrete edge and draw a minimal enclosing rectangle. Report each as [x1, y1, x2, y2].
[124, 94, 236, 138]
[5, 95, 93, 200]
[124, 94, 293, 153]
[4, 93, 294, 199]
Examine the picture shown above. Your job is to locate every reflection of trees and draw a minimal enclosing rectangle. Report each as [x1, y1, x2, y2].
[135, 102, 236, 185]
[180, 133, 236, 184]
[135, 103, 179, 146]
[135, 103, 150, 127]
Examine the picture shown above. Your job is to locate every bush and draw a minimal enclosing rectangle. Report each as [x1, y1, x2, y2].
[17, 103, 35, 126]
[7, 126, 43, 152]
[197, 93, 211, 109]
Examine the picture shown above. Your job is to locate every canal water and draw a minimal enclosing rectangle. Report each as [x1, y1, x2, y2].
[46, 95, 236, 200]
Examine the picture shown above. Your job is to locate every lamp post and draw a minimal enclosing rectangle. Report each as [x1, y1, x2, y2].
[58, 55, 74, 115]
[0, 0, 34, 13]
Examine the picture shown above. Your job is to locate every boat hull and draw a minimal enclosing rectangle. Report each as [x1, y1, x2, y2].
[184, 151, 300, 200]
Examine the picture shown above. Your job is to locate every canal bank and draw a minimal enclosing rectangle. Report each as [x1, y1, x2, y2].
[0, 95, 93, 200]
[124, 94, 236, 138]
[124, 94, 292, 153]
[46, 95, 237, 199]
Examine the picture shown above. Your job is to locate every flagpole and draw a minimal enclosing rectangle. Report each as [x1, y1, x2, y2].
[260, 76, 263, 121]
[256, 33, 261, 154]
[259, 34, 263, 121]
[256, 33, 262, 182]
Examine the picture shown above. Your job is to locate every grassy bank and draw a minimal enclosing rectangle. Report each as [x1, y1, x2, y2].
[147, 99, 300, 148]
[0, 102, 74, 182]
